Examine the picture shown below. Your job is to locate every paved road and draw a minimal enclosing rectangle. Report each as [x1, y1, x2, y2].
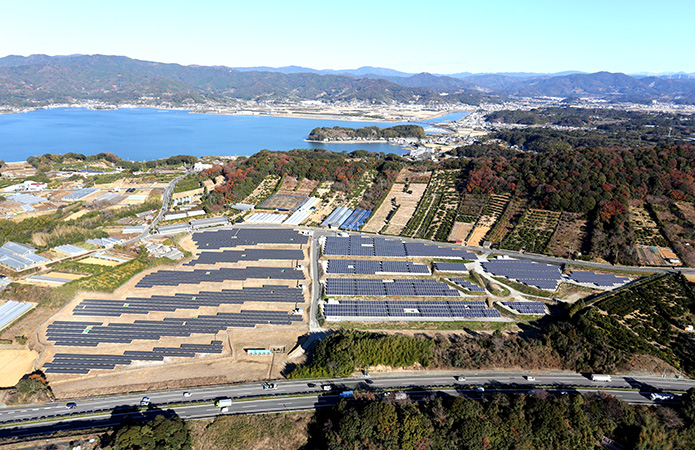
[122, 171, 189, 246]
[1, 371, 691, 432]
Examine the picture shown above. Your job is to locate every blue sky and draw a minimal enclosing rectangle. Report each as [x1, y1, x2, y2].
[2, 0, 692, 74]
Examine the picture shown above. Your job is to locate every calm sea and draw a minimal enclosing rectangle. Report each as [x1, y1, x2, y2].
[0, 108, 469, 162]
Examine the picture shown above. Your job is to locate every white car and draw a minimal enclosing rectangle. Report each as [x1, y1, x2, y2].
[140, 397, 151, 406]
[183, 392, 191, 398]
[321, 384, 333, 391]
[455, 376, 466, 382]
[526, 376, 536, 381]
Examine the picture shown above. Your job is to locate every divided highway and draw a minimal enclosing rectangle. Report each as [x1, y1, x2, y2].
[1, 372, 693, 439]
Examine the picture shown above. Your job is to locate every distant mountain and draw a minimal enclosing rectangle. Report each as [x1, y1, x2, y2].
[0, 55, 472, 106]
[1, 55, 694, 106]
[231, 65, 414, 78]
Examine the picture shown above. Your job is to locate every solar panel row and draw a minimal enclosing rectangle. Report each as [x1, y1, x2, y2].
[434, 262, 470, 272]
[73, 285, 304, 317]
[46, 310, 302, 347]
[135, 267, 304, 288]
[449, 278, 486, 292]
[323, 300, 501, 320]
[323, 236, 476, 259]
[192, 229, 308, 249]
[501, 302, 548, 315]
[326, 260, 430, 275]
[481, 259, 563, 290]
[567, 270, 630, 287]
[186, 249, 305, 266]
[44, 341, 224, 374]
[325, 278, 461, 297]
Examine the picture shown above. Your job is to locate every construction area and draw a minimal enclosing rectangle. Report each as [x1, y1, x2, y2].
[36, 227, 312, 397]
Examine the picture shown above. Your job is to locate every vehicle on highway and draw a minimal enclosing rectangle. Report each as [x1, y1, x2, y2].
[526, 376, 536, 381]
[455, 376, 466, 382]
[476, 387, 485, 392]
[183, 392, 191, 397]
[220, 406, 229, 413]
[650, 392, 675, 401]
[65, 402, 77, 409]
[140, 397, 150, 406]
[321, 384, 333, 391]
[215, 398, 233, 408]
[591, 374, 612, 382]
[340, 390, 354, 398]
[560, 390, 569, 395]
[263, 382, 278, 390]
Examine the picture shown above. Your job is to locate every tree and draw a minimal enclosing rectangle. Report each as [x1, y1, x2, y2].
[114, 414, 191, 450]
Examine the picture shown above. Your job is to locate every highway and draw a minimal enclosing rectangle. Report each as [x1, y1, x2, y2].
[1, 371, 692, 438]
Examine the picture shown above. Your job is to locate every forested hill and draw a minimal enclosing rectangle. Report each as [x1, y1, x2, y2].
[307, 125, 425, 141]
[0, 54, 483, 107]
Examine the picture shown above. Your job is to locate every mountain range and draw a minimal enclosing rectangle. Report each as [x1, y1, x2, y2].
[1, 54, 695, 107]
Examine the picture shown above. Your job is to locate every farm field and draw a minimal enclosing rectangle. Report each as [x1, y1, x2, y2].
[275, 177, 320, 197]
[242, 175, 281, 206]
[546, 212, 590, 258]
[485, 198, 526, 246]
[467, 194, 510, 246]
[344, 170, 376, 209]
[500, 208, 561, 253]
[362, 182, 427, 234]
[629, 200, 668, 247]
[400, 170, 461, 240]
[646, 197, 694, 266]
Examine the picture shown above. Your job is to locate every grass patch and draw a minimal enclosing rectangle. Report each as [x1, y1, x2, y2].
[491, 276, 553, 298]
[194, 413, 311, 450]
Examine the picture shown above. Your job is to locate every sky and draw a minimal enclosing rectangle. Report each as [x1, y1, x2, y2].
[1, 0, 693, 74]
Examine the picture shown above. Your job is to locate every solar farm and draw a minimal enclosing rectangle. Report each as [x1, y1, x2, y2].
[39, 227, 311, 379]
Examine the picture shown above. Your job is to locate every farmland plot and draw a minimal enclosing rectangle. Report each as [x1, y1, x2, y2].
[500, 208, 561, 253]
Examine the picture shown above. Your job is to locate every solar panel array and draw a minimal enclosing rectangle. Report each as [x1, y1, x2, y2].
[324, 236, 475, 259]
[326, 260, 430, 275]
[325, 278, 461, 297]
[481, 259, 563, 290]
[46, 310, 302, 347]
[567, 270, 631, 288]
[449, 278, 486, 292]
[186, 249, 305, 266]
[73, 285, 304, 317]
[501, 302, 548, 315]
[135, 267, 304, 288]
[44, 341, 224, 374]
[193, 229, 309, 249]
[323, 300, 501, 320]
[434, 262, 469, 272]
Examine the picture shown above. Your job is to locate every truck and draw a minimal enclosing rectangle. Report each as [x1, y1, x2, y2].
[650, 393, 675, 401]
[591, 374, 612, 382]
[339, 390, 354, 398]
[215, 398, 233, 408]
